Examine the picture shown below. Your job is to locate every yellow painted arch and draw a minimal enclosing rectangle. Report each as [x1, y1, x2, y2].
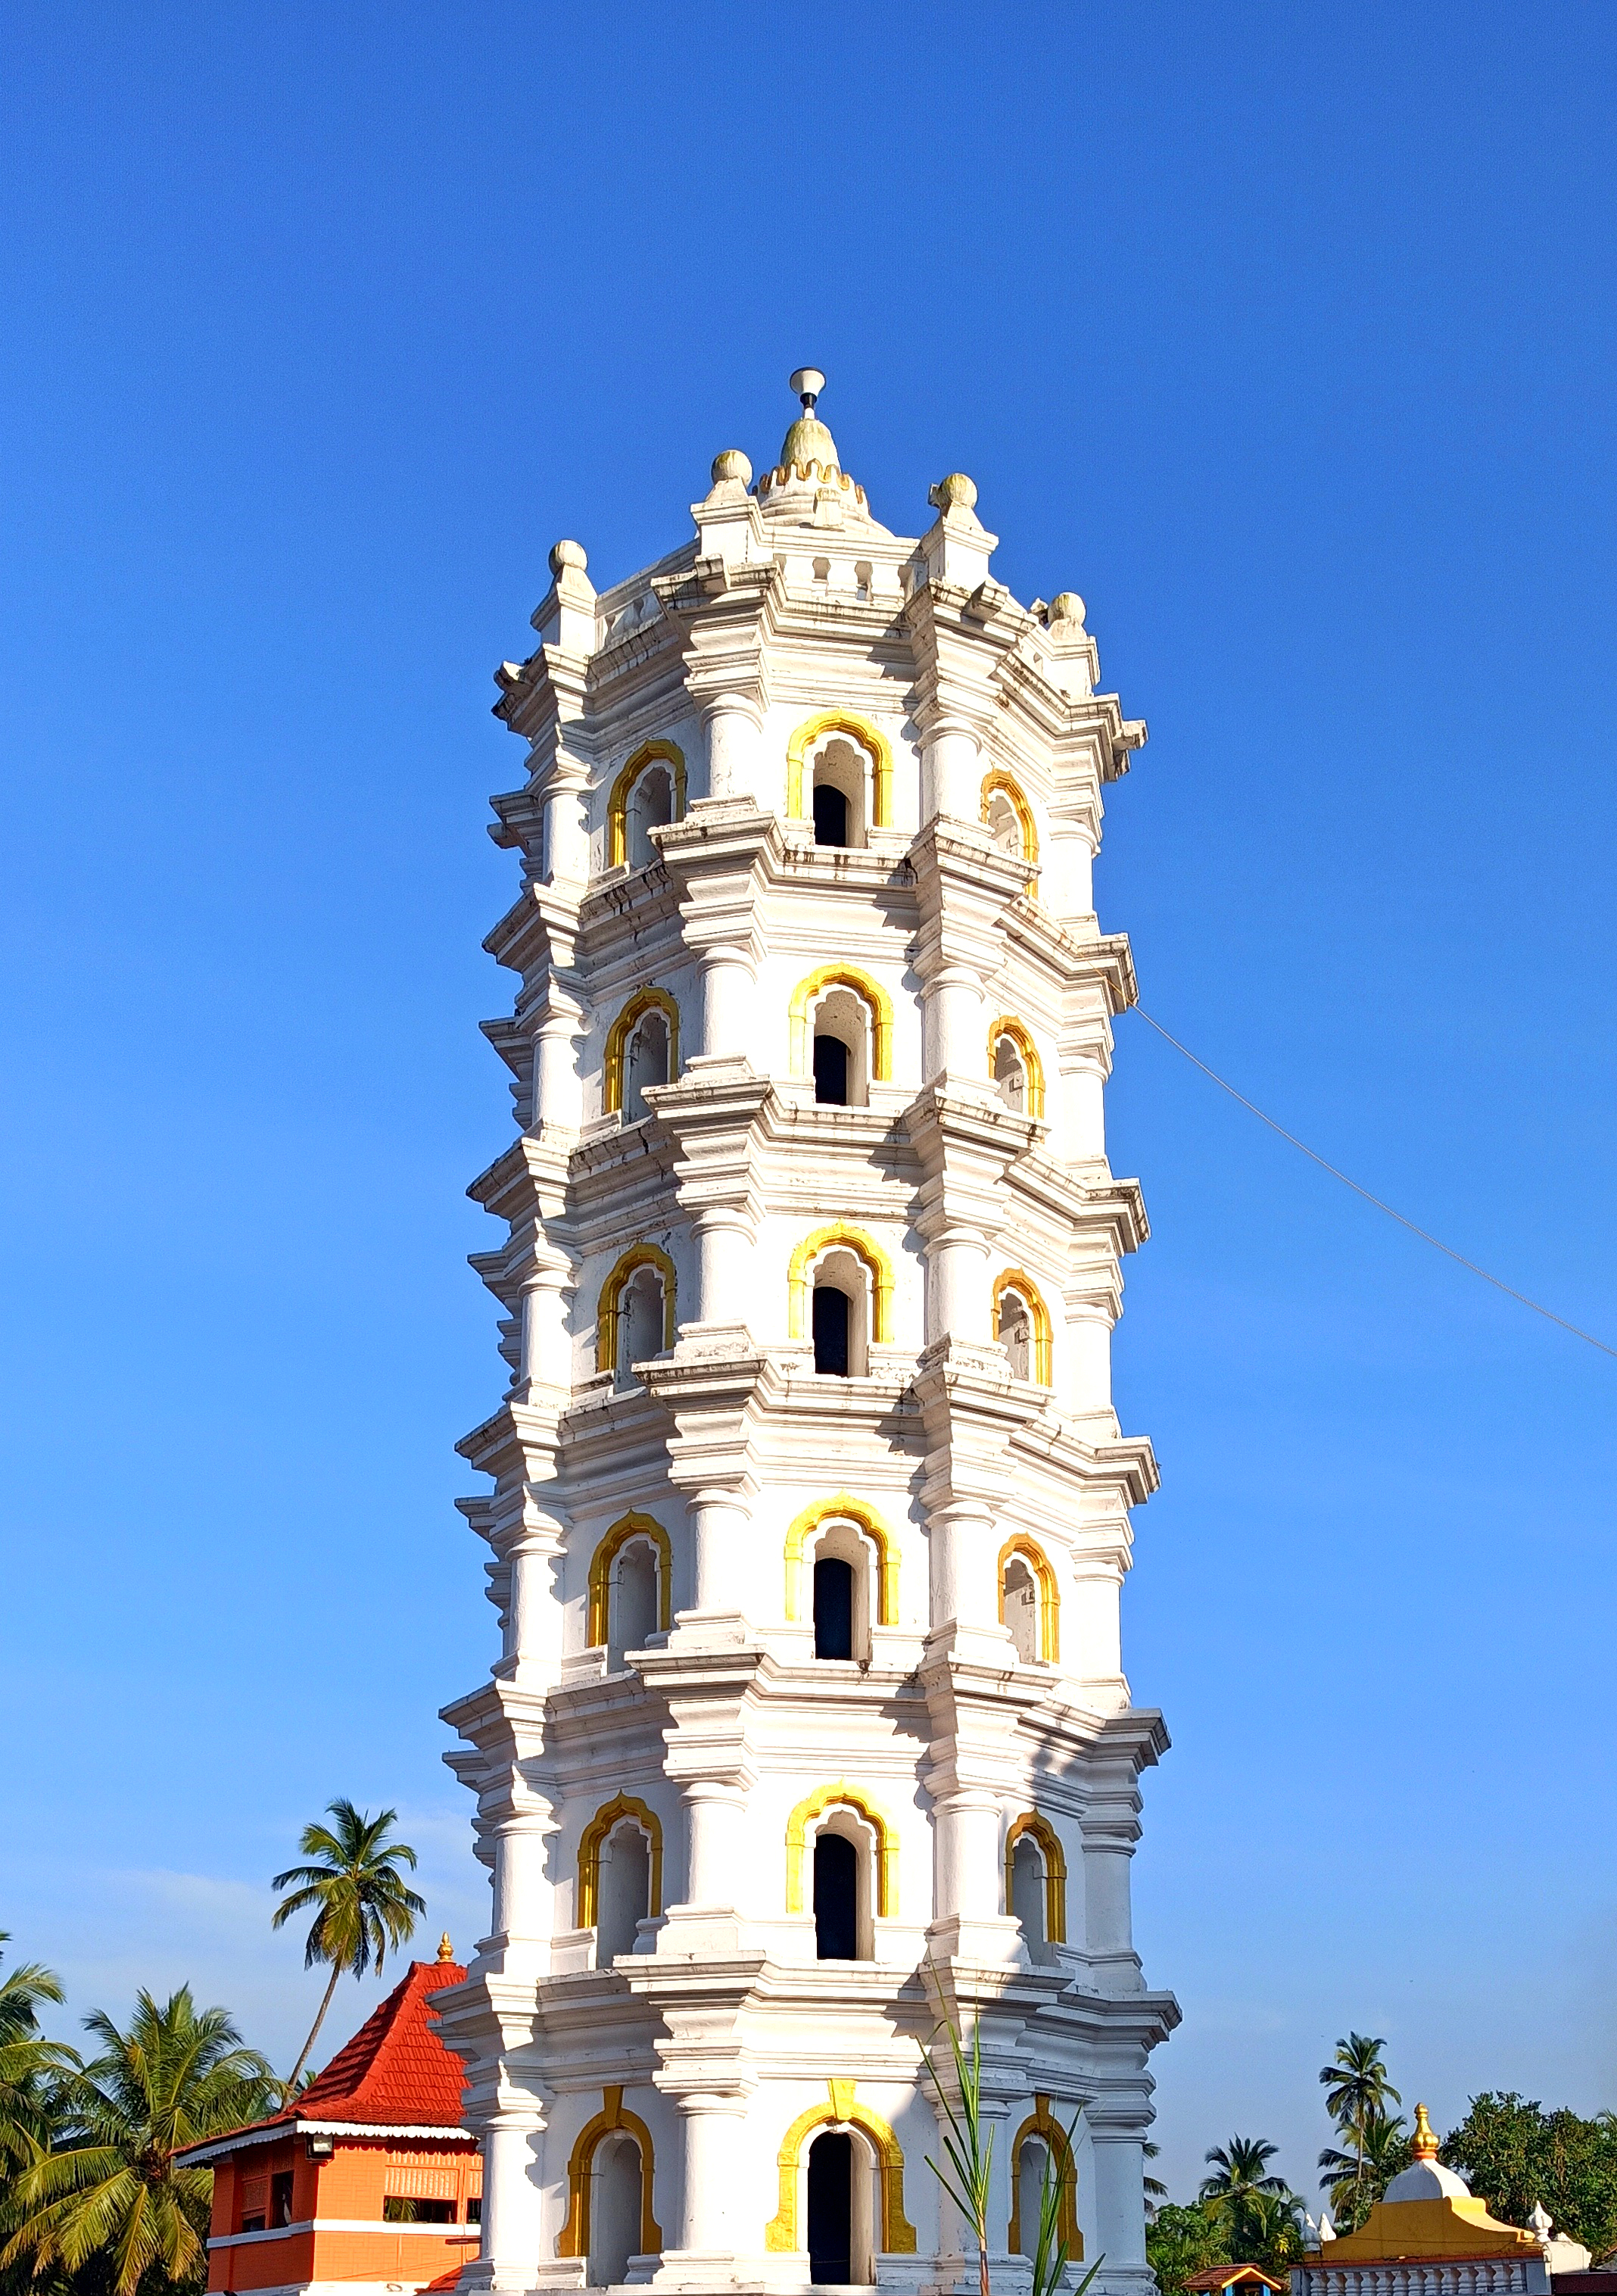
[1005, 1810, 1068, 1946]
[597, 1243, 677, 1374]
[788, 963, 893, 1083]
[784, 1782, 897, 1919]
[603, 987, 681, 1116]
[980, 767, 1040, 896]
[987, 1014, 1047, 1120]
[577, 1794, 664, 1933]
[998, 1533, 1061, 1664]
[556, 2084, 663, 2260]
[993, 1264, 1054, 1387]
[606, 739, 686, 870]
[587, 1512, 673, 1648]
[787, 1222, 894, 1345]
[786, 710, 894, 829]
[784, 1494, 898, 1627]
[1007, 2094, 1081, 2258]
[764, 2082, 917, 2255]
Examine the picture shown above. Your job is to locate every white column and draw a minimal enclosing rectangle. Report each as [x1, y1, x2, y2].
[544, 756, 590, 882]
[920, 717, 981, 825]
[481, 2117, 544, 2294]
[703, 694, 765, 806]
[531, 998, 584, 1131]
[921, 959, 986, 1084]
[1089, 2126, 1150, 2276]
[692, 1212, 752, 1329]
[926, 1223, 992, 1346]
[931, 1785, 1002, 1926]
[927, 1496, 998, 1633]
[493, 1814, 556, 1945]
[520, 1265, 572, 1393]
[687, 1487, 748, 1613]
[676, 2099, 748, 2254]
[698, 947, 758, 1061]
[681, 1781, 747, 1907]
[506, 1523, 564, 1674]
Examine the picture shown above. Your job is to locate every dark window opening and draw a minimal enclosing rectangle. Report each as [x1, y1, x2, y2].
[466, 2197, 482, 2225]
[813, 1033, 849, 1106]
[812, 1286, 850, 1376]
[813, 1558, 854, 1660]
[813, 785, 849, 847]
[239, 2216, 266, 2235]
[813, 1832, 858, 1959]
[385, 2197, 455, 2225]
[270, 2173, 294, 2229]
[807, 2131, 853, 2282]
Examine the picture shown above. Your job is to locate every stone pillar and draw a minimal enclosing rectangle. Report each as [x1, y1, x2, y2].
[927, 1496, 998, 1636]
[1089, 2121, 1151, 2279]
[925, 1222, 992, 1347]
[480, 2115, 544, 2294]
[703, 694, 764, 806]
[921, 959, 986, 1084]
[685, 1486, 748, 1616]
[691, 1211, 752, 1330]
[531, 997, 584, 1132]
[681, 1780, 748, 1908]
[697, 946, 758, 1062]
[492, 1812, 556, 1947]
[544, 755, 590, 883]
[676, 2098, 749, 2254]
[931, 1784, 1003, 1928]
[520, 1262, 572, 1393]
[920, 716, 981, 826]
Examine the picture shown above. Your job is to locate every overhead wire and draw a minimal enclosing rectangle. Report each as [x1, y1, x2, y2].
[1128, 1003, 1617, 1363]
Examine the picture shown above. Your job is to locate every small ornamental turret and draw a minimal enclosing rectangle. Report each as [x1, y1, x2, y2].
[436, 374, 1173, 2296]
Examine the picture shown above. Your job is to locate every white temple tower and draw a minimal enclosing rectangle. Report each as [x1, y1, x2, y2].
[439, 374, 1178, 2296]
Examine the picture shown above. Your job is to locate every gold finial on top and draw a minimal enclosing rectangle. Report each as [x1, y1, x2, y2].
[437, 1931, 454, 1963]
[1412, 2103, 1438, 2160]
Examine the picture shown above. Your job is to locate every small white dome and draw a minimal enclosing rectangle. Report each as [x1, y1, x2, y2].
[1385, 2160, 1470, 2203]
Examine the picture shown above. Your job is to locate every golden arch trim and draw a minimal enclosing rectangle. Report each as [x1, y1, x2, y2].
[597, 1243, 678, 1374]
[998, 1533, 1061, 1664]
[980, 767, 1040, 896]
[606, 739, 687, 870]
[992, 1264, 1055, 1387]
[788, 963, 893, 1083]
[784, 1782, 897, 1920]
[783, 1494, 898, 1627]
[577, 1793, 665, 1933]
[786, 710, 894, 829]
[587, 1512, 673, 1647]
[986, 1014, 1047, 1120]
[1004, 1810, 1068, 1946]
[787, 1222, 895, 1345]
[1007, 2094, 1081, 2257]
[603, 987, 681, 1116]
[556, 2084, 663, 2260]
[764, 2083, 916, 2255]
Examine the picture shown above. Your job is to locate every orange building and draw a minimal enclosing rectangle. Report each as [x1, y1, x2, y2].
[178, 1941, 480, 2296]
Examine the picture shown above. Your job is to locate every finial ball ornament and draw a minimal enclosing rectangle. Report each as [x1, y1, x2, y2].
[930, 472, 978, 511]
[548, 538, 587, 577]
[1048, 591, 1087, 627]
[712, 449, 752, 485]
[789, 367, 826, 407]
[1412, 2104, 1438, 2160]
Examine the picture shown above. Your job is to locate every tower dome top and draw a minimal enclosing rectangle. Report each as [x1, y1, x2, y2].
[758, 368, 873, 520]
[779, 367, 839, 473]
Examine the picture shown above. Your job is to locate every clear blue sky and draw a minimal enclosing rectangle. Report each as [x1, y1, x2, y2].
[3, 3, 1614, 2209]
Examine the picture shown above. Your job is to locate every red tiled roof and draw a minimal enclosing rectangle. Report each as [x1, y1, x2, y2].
[294, 1958, 469, 2126]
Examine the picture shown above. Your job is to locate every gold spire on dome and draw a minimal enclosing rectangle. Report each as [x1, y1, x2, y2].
[1411, 2104, 1438, 2160]
[437, 1932, 454, 1963]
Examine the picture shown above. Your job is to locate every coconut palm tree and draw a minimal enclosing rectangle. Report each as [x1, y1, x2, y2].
[1319, 2036, 1402, 2223]
[2, 1986, 276, 2296]
[0, 1937, 77, 2174]
[1201, 2136, 1289, 2207]
[271, 1799, 426, 2098]
[1319, 2107, 1411, 2231]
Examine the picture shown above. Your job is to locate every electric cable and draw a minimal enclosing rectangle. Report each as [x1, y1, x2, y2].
[1129, 1003, 1617, 1362]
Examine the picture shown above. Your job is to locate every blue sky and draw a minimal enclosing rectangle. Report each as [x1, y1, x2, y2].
[3, 3, 1615, 2208]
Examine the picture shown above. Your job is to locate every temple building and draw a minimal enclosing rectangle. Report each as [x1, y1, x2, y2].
[177, 1939, 480, 2296]
[1295, 2105, 1593, 2296]
[436, 373, 1178, 2295]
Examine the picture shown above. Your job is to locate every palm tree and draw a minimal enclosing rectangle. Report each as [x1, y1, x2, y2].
[2, 1986, 276, 2296]
[0, 1936, 77, 2174]
[272, 1799, 426, 2098]
[1201, 2135, 1289, 2206]
[1319, 2035, 1401, 2222]
[1144, 2138, 1168, 2217]
[1319, 2107, 1410, 2232]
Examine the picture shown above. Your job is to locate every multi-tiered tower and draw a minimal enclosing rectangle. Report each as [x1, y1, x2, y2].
[439, 376, 1178, 2296]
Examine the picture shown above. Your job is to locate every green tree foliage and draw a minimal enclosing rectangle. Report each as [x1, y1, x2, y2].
[0, 1940, 76, 2176]
[2, 1988, 276, 2296]
[1319, 2107, 1412, 2232]
[1441, 2094, 1617, 2260]
[1146, 2201, 1231, 2296]
[1196, 2138, 1306, 2276]
[1317, 2035, 1402, 2230]
[271, 1800, 425, 2098]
